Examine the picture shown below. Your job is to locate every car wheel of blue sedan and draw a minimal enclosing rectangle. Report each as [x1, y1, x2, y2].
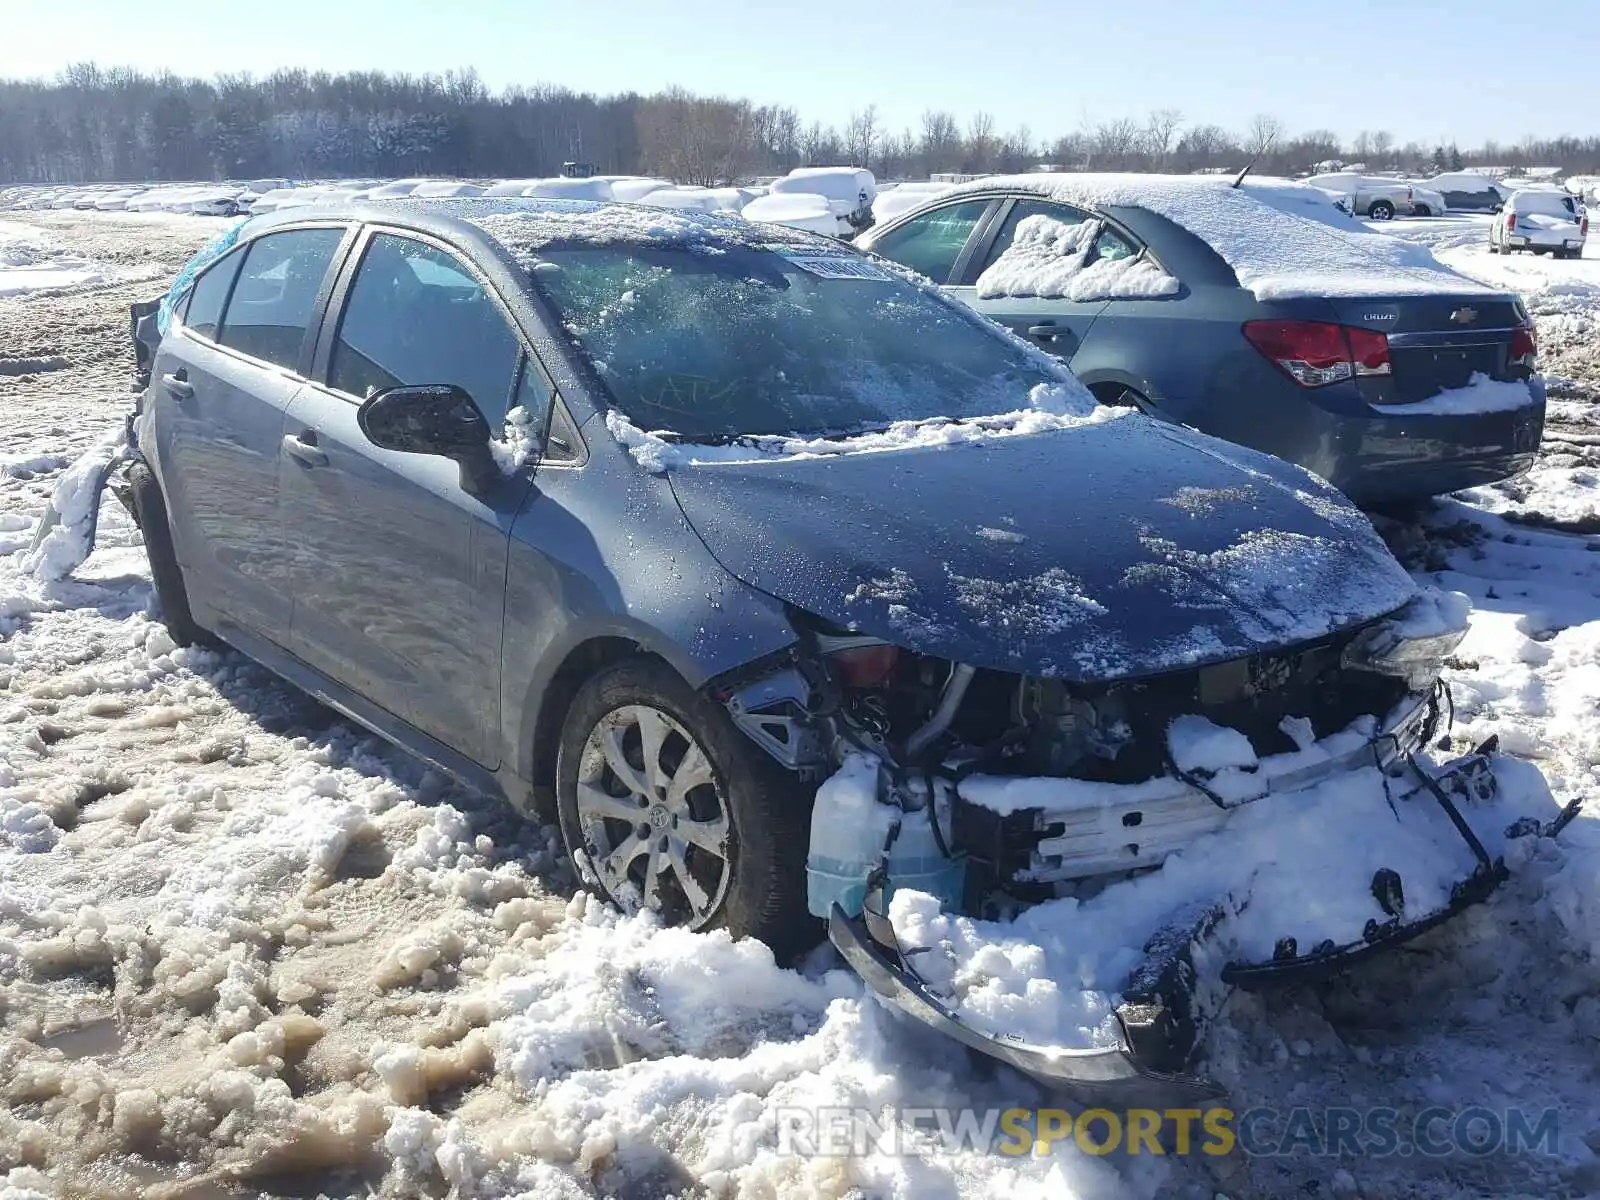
[556, 658, 815, 956]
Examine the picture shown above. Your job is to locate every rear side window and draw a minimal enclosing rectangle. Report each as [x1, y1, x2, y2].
[976, 200, 1094, 276]
[868, 199, 991, 284]
[181, 249, 243, 340]
[329, 233, 522, 424]
[217, 228, 344, 372]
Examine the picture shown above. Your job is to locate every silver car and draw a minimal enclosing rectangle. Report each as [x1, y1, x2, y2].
[1305, 173, 1413, 221]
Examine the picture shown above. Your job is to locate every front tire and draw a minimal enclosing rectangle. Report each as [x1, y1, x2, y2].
[128, 460, 211, 647]
[555, 658, 817, 958]
[1369, 201, 1396, 221]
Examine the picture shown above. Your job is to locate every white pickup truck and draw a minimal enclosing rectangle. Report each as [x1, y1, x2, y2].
[1492, 189, 1589, 258]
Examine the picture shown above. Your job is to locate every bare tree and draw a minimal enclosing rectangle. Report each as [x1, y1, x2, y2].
[1371, 129, 1394, 168]
[919, 109, 961, 174]
[963, 111, 997, 172]
[1141, 108, 1184, 169]
[1090, 117, 1142, 170]
[1246, 113, 1284, 159]
[844, 105, 878, 170]
[1174, 123, 1235, 172]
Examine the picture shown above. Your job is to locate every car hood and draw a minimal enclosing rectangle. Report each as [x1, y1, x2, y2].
[668, 416, 1419, 682]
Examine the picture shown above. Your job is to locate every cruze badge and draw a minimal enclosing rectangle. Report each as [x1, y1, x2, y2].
[1363, 312, 1397, 321]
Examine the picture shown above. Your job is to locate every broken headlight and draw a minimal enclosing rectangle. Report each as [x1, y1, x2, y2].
[1341, 592, 1470, 692]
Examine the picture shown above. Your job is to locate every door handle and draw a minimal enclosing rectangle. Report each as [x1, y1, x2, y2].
[1026, 323, 1062, 340]
[281, 431, 328, 468]
[162, 370, 194, 400]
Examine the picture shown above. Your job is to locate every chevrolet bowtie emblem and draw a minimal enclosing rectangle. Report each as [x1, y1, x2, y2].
[1450, 307, 1479, 324]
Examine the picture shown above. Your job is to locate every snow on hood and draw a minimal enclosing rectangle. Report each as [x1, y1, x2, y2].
[667, 414, 1417, 682]
[975, 212, 1180, 301]
[938, 173, 1500, 301]
[603, 382, 1121, 472]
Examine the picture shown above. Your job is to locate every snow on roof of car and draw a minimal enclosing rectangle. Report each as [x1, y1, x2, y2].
[937, 173, 1497, 300]
[455, 198, 822, 257]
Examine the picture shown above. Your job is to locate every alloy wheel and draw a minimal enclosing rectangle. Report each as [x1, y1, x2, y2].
[574, 703, 733, 928]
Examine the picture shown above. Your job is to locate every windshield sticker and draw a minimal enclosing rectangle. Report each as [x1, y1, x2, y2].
[765, 245, 891, 281]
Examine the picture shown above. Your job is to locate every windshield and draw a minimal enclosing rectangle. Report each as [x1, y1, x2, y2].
[528, 243, 1061, 440]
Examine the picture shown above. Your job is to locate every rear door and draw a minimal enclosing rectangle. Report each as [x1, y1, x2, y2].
[281, 227, 545, 766]
[149, 225, 350, 644]
[951, 196, 1112, 360]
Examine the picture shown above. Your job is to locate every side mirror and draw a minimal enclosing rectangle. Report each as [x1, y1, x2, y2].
[357, 384, 499, 495]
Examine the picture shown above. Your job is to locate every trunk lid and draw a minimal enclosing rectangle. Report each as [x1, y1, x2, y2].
[1326, 293, 1526, 404]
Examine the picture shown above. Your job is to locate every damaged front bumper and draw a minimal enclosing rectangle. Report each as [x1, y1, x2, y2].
[831, 737, 1584, 1106]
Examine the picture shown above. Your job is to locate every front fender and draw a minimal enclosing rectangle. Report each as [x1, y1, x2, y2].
[497, 451, 800, 789]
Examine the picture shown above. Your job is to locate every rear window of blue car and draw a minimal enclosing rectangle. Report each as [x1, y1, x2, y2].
[528, 244, 1060, 440]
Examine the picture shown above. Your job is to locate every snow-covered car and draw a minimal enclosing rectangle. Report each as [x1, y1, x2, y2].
[770, 167, 877, 233]
[601, 178, 668, 203]
[408, 181, 487, 199]
[92, 188, 146, 212]
[872, 181, 955, 225]
[522, 177, 615, 202]
[29, 197, 1576, 1107]
[483, 179, 542, 197]
[741, 191, 847, 235]
[858, 174, 1546, 506]
[188, 190, 245, 217]
[1492, 189, 1589, 258]
[1306, 172, 1413, 220]
[1421, 171, 1504, 213]
[1406, 182, 1445, 217]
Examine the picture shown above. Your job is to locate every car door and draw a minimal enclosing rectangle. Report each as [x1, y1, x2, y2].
[279, 228, 546, 766]
[148, 225, 349, 644]
[949, 197, 1112, 360]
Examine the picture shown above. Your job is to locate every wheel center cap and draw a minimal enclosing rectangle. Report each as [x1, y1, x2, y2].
[648, 804, 671, 830]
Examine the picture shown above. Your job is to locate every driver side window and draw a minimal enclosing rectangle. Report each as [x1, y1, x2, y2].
[330, 233, 523, 426]
[868, 199, 992, 284]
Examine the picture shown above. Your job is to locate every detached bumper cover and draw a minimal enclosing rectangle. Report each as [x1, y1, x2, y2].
[834, 739, 1584, 1105]
[829, 901, 1227, 1108]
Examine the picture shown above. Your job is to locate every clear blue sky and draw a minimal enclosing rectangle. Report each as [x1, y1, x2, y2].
[3, 0, 1591, 148]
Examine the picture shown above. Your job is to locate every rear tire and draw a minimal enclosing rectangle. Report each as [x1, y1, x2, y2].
[128, 460, 211, 648]
[1412, 204, 1432, 217]
[1369, 201, 1396, 221]
[555, 657, 818, 960]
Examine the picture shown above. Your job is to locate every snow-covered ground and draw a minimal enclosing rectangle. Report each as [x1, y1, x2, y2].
[1, 210, 1599, 1200]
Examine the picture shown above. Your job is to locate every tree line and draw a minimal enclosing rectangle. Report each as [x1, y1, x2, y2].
[3, 64, 1599, 186]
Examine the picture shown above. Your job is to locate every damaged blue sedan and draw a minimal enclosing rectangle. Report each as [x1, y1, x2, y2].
[43, 198, 1577, 1105]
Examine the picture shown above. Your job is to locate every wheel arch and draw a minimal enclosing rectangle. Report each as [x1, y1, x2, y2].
[514, 631, 673, 819]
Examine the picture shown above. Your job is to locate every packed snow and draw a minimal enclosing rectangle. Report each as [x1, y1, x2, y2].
[741, 192, 844, 236]
[1, 205, 1599, 1200]
[974, 214, 1181, 301]
[1370, 373, 1538, 417]
[603, 382, 1123, 474]
[940, 174, 1499, 301]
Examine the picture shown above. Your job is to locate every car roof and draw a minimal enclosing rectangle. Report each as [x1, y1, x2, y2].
[241, 195, 829, 256]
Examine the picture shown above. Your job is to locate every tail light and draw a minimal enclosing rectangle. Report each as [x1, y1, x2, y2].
[1582, 217, 1590, 236]
[1242, 320, 1392, 387]
[829, 644, 900, 688]
[1509, 322, 1538, 371]
[1507, 213, 1517, 232]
